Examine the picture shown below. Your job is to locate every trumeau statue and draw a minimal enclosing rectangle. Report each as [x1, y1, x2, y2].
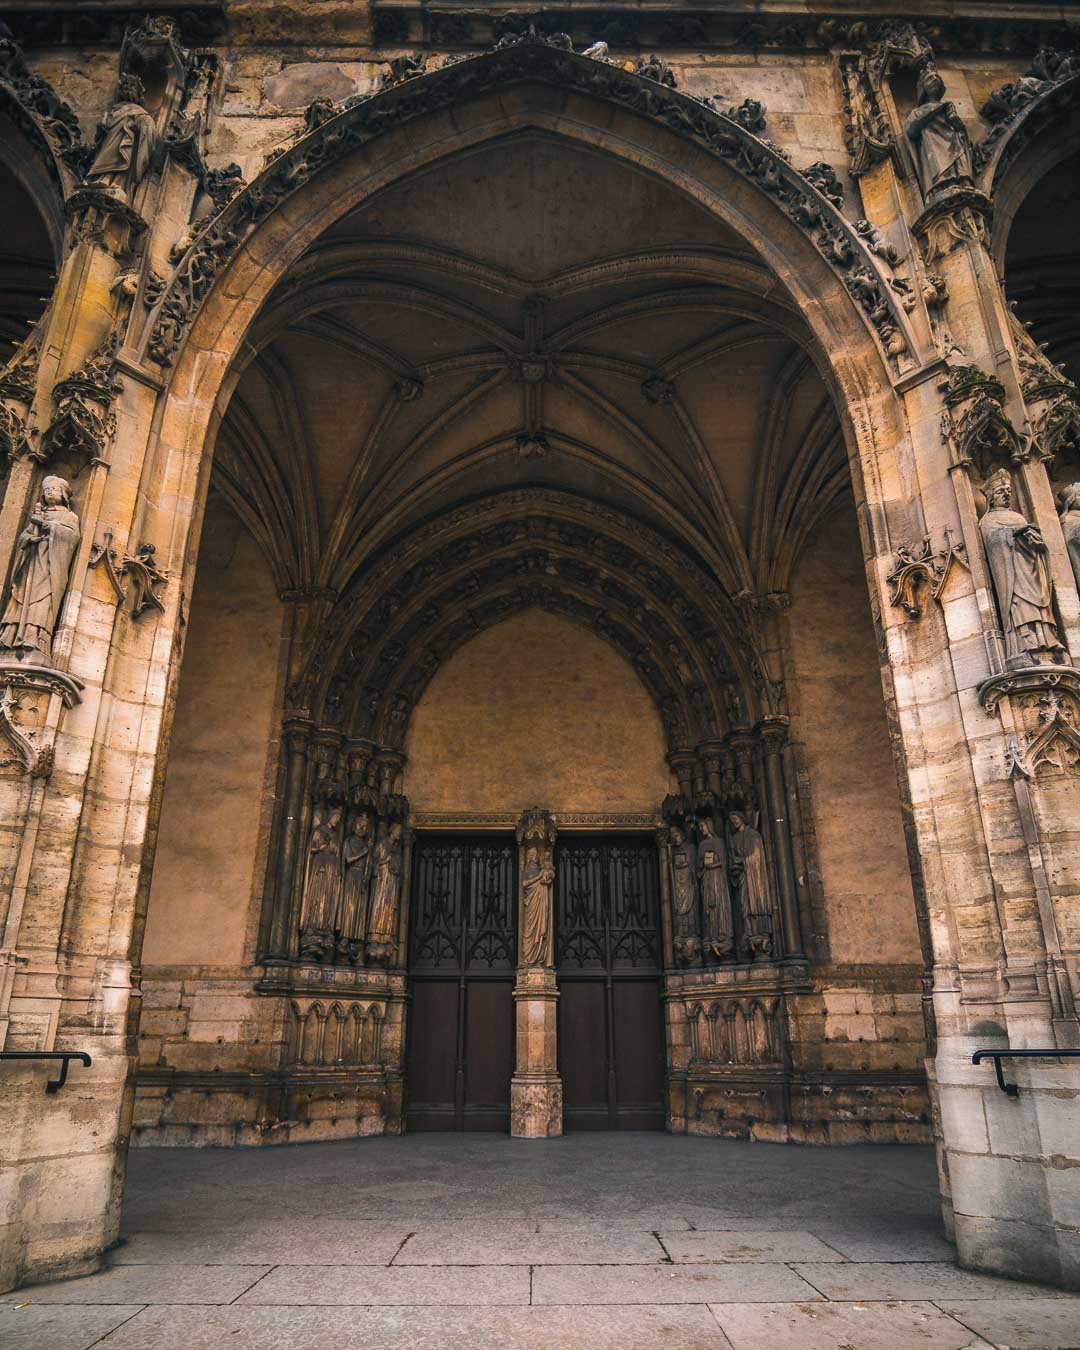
[336, 812, 374, 962]
[0, 475, 80, 662]
[84, 73, 160, 203]
[697, 815, 735, 961]
[366, 820, 403, 966]
[299, 806, 342, 959]
[1061, 484, 1080, 594]
[729, 810, 773, 961]
[979, 469, 1067, 667]
[520, 843, 555, 967]
[667, 825, 700, 965]
[904, 65, 974, 202]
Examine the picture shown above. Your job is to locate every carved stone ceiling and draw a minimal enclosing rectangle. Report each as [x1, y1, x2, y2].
[213, 132, 848, 600]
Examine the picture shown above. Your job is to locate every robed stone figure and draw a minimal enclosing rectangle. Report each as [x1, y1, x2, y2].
[520, 844, 555, 967]
[979, 471, 1066, 666]
[729, 811, 772, 960]
[299, 807, 342, 958]
[667, 826, 699, 965]
[697, 816, 734, 961]
[0, 475, 80, 661]
[904, 66, 974, 201]
[336, 812, 374, 962]
[85, 74, 160, 203]
[1061, 483, 1080, 594]
[366, 821, 403, 965]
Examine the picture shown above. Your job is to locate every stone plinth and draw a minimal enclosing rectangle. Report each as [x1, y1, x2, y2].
[511, 967, 562, 1138]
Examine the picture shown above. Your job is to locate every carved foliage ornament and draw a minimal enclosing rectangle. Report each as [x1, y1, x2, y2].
[40, 331, 122, 468]
[88, 531, 169, 618]
[886, 530, 968, 619]
[146, 40, 912, 372]
[0, 664, 82, 779]
[940, 364, 1027, 472]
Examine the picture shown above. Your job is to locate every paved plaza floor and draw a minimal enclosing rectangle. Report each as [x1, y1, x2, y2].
[4, 1133, 1078, 1348]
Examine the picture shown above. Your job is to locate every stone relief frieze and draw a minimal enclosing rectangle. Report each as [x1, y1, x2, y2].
[686, 995, 784, 1066]
[287, 998, 384, 1068]
[145, 38, 914, 376]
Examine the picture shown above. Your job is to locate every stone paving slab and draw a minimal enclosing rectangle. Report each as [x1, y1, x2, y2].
[661, 1230, 847, 1263]
[532, 1261, 823, 1305]
[93, 1303, 736, 1348]
[792, 1261, 1079, 1302]
[534, 1213, 694, 1231]
[236, 1263, 531, 1305]
[812, 1227, 958, 1262]
[1, 1263, 271, 1305]
[0, 1303, 145, 1349]
[708, 1299, 991, 1349]
[937, 1297, 1080, 1348]
[394, 1229, 666, 1265]
[113, 1221, 413, 1265]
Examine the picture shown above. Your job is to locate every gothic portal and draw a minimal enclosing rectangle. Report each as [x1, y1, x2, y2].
[1, 2, 1079, 1296]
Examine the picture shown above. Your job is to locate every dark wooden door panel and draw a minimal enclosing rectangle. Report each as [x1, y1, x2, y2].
[555, 835, 664, 1132]
[464, 978, 514, 1130]
[408, 835, 516, 1132]
[406, 979, 459, 1131]
[612, 979, 665, 1129]
[559, 980, 609, 1129]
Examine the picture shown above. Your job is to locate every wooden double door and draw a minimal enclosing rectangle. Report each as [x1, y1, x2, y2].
[406, 832, 664, 1132]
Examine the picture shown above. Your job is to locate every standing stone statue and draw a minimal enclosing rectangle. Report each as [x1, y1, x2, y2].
[667, 826, 700, 966]
[84, 73, 160, 203]
[299, 806, 342, 960]
[729, 811, 773, 961]
[520, 843, 556, 967]
[0, 475, 80, 662]
[1061, 483, 1080, 593]
[697, 816, 735, 961]
[336, 812, 374, 963]
[366, 820, 403, 966]
[979, 469, 1066, 667]
[904, 65, 974, 201]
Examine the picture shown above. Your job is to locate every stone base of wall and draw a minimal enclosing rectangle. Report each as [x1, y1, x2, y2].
[133, 965, 406, 1146]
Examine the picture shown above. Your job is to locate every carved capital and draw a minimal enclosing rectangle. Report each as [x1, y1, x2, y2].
[756, 716, 789, 754]
[515, 806, 557, 849]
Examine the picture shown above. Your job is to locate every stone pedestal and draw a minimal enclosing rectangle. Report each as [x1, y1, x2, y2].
[510, 967, 562, 1137]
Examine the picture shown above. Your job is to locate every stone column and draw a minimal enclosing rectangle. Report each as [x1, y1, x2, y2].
[262, 717, 311, 961]
[510, 806, 562, 1137]
[758, 718, 804, 960]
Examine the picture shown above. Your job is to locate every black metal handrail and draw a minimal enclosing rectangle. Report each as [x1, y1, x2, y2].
[972, 1048, 1080, 1098]
[0, 1050, 91, 1094]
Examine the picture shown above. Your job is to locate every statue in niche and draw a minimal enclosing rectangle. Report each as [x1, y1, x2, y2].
[668, 826, 700, 966]
[697, 816, 735, 961]
[84, 74, 160, 204]
[729, 811, 773, 961]
[299, 806, 342, 960]
[520, 843, 555, 967]
[979, 470, 1067, 667]
[0, 476, 80, 662]
[903, 65, 974, 202]
[336, 812, 374, 963]
[1061, 484, 1080, 594]
[366, 820, 403, 966]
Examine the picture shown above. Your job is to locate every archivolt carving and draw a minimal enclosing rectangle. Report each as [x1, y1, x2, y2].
[292, 490, 766, 755]
[0, 22, 83, 198]
[145, 38, 914, 374]
[976, 56, 1080, 183]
